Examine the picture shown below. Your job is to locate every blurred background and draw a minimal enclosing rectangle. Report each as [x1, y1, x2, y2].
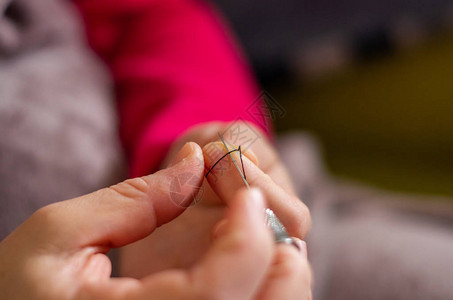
[213, 0, 453, 198]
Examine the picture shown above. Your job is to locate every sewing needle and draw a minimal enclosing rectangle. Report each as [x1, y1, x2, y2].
[217, 132, 299, 249]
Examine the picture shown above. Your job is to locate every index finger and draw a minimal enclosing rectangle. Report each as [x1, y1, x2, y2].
[203, 142, 311, 239]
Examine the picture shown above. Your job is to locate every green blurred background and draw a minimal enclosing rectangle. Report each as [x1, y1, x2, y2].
[272, 32, 453, 197]
[213, 0, 453, 197]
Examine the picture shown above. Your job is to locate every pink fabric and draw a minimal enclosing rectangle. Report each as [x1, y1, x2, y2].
[75, 0, 269, 177]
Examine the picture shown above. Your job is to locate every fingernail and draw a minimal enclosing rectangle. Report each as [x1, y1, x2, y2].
[295, 239, 307, 258]
[248, 188, 265, 220]
[169, 143, 194, 166]
[244, 149, 259, 166]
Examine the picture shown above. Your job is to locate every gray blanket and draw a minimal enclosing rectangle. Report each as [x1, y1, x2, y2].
[277, 133, 453, 300]
[0, 0, 124, 240]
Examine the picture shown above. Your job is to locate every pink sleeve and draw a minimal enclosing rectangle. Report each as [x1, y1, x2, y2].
[75, 0, 270, 177]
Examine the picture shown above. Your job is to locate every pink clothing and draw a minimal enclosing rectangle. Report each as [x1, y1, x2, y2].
[75, 0, 269, 176]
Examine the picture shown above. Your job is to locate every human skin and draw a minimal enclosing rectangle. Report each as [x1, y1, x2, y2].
[120, 122, 312, 286]
[0, 142, 312, 299]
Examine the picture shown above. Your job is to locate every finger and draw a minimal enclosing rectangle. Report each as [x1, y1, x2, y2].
[81, 253, 113, 282]
[189, 188, 274, 300]
[79, 188, 273, 300]
[79, 270, 193, 300]
[162, 121, 262, 168]
[26, 142, 205, 250]
[257, 241, 312, 300]
[197, 141, 258, 206]
[203, 141, 311, 239]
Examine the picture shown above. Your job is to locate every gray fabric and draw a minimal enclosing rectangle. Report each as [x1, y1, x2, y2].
[277, 133, 453, 300]
[0, 0, 124, 240]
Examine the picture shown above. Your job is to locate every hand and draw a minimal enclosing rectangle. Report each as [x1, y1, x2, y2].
[0, 143, 311, 299]
[120, 122, 311, 279]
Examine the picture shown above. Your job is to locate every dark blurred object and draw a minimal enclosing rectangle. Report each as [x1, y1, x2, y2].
[354, 26, 395, 62]
[274, 35, 453, 197]
[212, 0, 453, 84]
[212, 0, 453, 197]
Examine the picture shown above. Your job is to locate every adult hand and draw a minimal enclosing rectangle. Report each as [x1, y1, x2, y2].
[120, 122, 311, 280]
[0, 142, 311, 299]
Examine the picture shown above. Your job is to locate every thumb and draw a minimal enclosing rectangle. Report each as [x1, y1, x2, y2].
[27, 142, 204, 250]
[188, 188, 273, 299]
